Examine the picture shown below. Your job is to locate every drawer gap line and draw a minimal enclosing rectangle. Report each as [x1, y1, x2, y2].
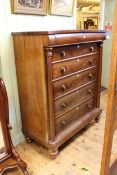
[52, 52, 99, 64]
[52, 65, 98, 82]
[53, 80, 96, 100]
[55, 95, 96, 119]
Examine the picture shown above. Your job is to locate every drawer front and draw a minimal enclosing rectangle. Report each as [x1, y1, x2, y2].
[54, 82, 96, 117]
[52, 54, 99, 80]
[53, 67, 97, 98]
[52, 43, 99, 62]
[55, 97, 96, 134]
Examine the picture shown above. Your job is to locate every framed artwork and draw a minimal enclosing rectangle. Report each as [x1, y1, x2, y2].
[83, 17, 99, 30]
[50, 0, 74, 16]
[12, 0, 48, 15]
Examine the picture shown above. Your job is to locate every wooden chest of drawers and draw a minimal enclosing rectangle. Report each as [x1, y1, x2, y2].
[12, 30, 106, 158]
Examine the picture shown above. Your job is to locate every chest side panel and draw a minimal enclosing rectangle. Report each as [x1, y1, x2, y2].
[13, 34, 49, 142]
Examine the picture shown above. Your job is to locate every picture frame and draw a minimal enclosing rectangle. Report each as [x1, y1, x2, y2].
[11, 0, 48, 15]
[83, 16, 99, 30]
[50, 0, 74, 17]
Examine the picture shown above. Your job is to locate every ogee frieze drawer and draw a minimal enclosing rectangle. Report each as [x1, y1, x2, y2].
[53, 67, 97, 98]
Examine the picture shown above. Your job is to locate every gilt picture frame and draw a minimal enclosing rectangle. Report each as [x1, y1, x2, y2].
[50, 0, 74, 17]
[12, 0, 48, 15]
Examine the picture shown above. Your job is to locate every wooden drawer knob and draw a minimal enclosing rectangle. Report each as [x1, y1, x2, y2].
[61, 67, 66, 74]
[90, 46, 94, 52]
[61, 84, 67, 91]
[60, 51, 66, 57]
[88, 73, 93, 79]
[77, 45, 80, 49]
[61, 120, 67, 126]
[61, 103, 67, 108]
[88, 89, 92, 93]
[89, 59, 93, 64]
[83, 35, 86, 39]
[77, 59, 80, 62]
[87, 104, 92, 109]
[8, 124, 12, 130]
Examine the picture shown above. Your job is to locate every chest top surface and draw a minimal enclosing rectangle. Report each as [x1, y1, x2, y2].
[12, 30, 106, 47]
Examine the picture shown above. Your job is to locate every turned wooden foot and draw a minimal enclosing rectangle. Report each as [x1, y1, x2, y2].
[48, 149, 59, 159]
[95, 116, 101, 122]
[21, 168, 32, 175]
[25, 136, 33, 143]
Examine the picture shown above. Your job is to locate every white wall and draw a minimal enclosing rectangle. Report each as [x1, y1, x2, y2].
[99, 0, 105, 29]
[0, 56, 2, 77]
[0, 0, 76, 145]
[101, 0, 115, 88]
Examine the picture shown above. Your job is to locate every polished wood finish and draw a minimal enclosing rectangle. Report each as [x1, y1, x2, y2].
[12, 30, 106, 158]
[52, 54, 98, 79]
[52, 43, 99, 62]
[54, 82, 96, 116]
[100, 1, 117, 174]
[0, 79, 31, 175]
[13, 35, 48, 142]
[53, 67, 97, 98]
[55, 97, 96, 134]
[48, 32, 106, 46]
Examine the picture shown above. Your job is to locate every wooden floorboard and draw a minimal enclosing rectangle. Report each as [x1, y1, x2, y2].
[5, 91, 111, 175]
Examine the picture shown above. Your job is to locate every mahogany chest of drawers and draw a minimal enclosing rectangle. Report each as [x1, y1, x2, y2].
[12, 30, 106, 158]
